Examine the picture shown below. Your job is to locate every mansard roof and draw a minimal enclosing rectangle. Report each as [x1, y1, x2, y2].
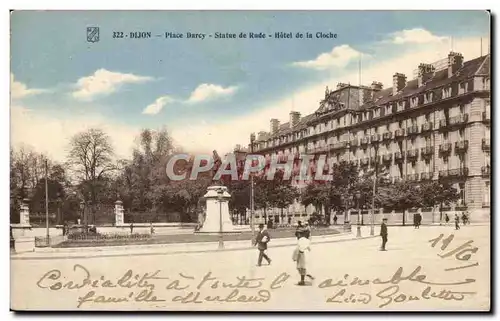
[258, 54, 489, 141]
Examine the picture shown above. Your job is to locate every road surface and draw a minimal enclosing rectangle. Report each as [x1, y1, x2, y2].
[11, 225, 490, 311]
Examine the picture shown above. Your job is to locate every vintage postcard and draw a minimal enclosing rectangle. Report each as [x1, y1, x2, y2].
[10, 10, 491, 311]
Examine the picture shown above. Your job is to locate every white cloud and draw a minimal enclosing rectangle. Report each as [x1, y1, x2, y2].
[72, 69, 154, 101]
[390, 28, 448, 44]
[292, 44, 364, 70]
[11, 35, 489, 162]
[186, 84, 237, 104]
[169, 36, 489, 154]
[11, 74, 48, 100]
[142, 96, 175, 115]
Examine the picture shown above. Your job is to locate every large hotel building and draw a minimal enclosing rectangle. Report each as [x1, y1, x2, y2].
[240, 52, 491, 224]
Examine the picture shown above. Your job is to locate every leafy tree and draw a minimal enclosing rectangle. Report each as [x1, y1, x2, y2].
[376, 181, 421, 225]
[417, 181, 460, 223]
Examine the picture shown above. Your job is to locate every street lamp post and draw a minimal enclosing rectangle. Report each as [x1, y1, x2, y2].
[356, 192, 362, 237]
[217, 188, 224, 250]
[370, 142, 380, 236]
[249, 133, 256, 243]
[45, 159, 50, 246]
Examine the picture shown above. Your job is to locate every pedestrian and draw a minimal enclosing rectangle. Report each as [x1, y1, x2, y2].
[380, 218, 388, 251]
[267, 218, 273, 230]
[292, 235, 314, 286]
[417, 213, 422, 229]
[150, 222, 155, 235]
[461, 212, 467, 225]
[466, 211, 471, 224]
[295, 221, 304, 239]
[303, 221, 311, 239]
[255, 223, 272, 266]
[333, 215, 338, 225]
[445, 213, 450, 225]
[455, 214, 460, 230]
[413, 214, 418, 229]
[288, 216, 292, 226]
[130, 223, 134, 234]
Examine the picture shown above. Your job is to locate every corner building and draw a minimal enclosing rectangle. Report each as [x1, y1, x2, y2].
[246, 52, 490, 224]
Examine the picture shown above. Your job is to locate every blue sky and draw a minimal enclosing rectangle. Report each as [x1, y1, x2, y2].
[10, 11, 490, 159]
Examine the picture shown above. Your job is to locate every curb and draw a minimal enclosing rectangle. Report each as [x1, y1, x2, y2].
[11, 234, 378, 261]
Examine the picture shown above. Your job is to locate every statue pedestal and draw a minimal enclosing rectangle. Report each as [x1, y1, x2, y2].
[197, 186, 250, 234]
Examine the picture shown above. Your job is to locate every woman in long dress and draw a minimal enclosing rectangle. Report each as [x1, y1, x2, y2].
[293, 235, 315, 285]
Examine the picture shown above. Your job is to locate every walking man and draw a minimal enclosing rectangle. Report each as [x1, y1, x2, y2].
[455, 214, 460, 230]
[380, 218, 388, 251]
[255, 223, 272, 266]
[333, 215, 338, 225]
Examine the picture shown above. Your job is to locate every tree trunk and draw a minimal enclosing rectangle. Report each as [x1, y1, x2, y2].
[264, 208, 267, 224]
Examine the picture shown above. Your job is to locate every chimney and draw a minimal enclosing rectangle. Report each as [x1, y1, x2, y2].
[371, 81, 383, 91]
[392, 73, 407, 95]
[448, 52, 464, 78]
[417, 63, 435, 87]
[270, 118, 280, 135]
[257, 131, 267, 141]
[289, 111, 301, 127]
[336, 82, 348, 90]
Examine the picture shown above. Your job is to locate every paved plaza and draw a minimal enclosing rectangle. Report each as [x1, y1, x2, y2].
[11, 225, 490, 311]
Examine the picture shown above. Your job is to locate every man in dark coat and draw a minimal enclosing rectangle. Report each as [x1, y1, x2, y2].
[255, 223, 272, 266]
[380, 218, 388, 251]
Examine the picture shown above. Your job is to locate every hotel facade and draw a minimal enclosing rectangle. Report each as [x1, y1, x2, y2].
[241, 52, 491, 224]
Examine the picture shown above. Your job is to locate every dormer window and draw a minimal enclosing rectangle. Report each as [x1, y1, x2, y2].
[424, 92, 433, 104]
[442, 86, 452, 99]
[410, 96, 419, 108]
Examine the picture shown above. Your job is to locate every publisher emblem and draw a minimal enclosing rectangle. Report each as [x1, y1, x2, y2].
[87, 27, 99, 43]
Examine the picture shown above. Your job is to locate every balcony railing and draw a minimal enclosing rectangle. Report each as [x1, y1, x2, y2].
[455, 140, 469, 153]
[394, 129, 405, 139]
[420, 146, 434, 157]
[481, 166, 491, 176]
[407, 125, 419, 136]
[406, 173, 419, 181]
[439, 114, 469, 129]
[483, 111, 491, 123]
[406, 149, 419, 160]
[421, 122, 433, 133]
[360, 137, 370, 145]
[482, 138, 490, 151]
[439, 167, 469, 178]
[420, 172, 433, 180]
[382, 132, 393, 141]
[382, 154, 393, 163]
[349, 139, 359, 148]
[371, 134, 381, 143]
[439, 143, 452, 154]
[330, 141, 348, 150]
[394, 151, 404, 162]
